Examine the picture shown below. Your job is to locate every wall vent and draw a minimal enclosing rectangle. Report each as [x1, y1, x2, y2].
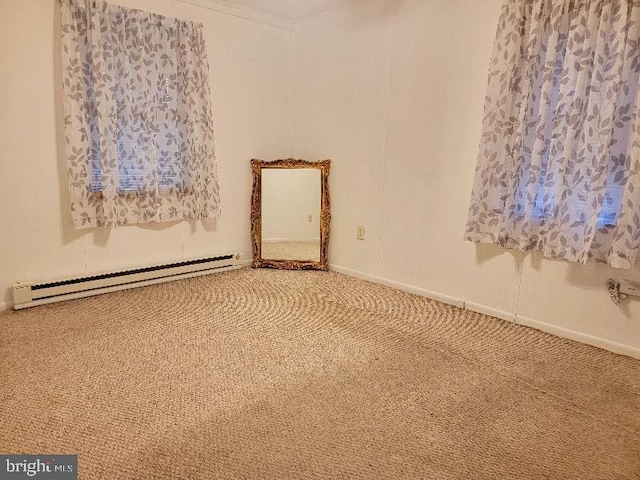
[12, 253, 242, 310]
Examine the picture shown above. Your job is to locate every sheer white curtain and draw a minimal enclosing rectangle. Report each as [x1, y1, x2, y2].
[465, 0, 640, 268]
[60, 0, 220, 228]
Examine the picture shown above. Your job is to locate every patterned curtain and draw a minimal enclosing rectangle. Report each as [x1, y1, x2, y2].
[60, 0, 220, 228]
[465, 0, 640, 269]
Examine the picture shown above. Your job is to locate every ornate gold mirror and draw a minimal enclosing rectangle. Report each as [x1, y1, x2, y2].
[251, 159, 331, 270]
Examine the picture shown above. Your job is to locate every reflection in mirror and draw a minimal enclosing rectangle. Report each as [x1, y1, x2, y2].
[251, 159, 330, 270]
[261, 169, 321, 262]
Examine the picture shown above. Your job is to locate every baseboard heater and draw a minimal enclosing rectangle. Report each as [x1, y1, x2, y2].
[12, 253, 242, 310]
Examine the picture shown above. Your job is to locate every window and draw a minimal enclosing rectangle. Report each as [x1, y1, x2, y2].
[60, 0, 220, 227]
[465, 0, 640, 268]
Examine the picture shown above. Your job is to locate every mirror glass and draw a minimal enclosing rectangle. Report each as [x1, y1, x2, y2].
[261, 168, 321, 262]
[251, 159, 330, 270]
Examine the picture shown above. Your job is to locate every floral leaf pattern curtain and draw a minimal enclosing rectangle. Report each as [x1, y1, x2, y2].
[465, 0, 640, 269]
[60, 0, 220, 228]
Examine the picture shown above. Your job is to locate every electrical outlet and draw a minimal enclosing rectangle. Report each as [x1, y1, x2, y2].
[307, 214, 312, 223]
[356, 226, 365, 241]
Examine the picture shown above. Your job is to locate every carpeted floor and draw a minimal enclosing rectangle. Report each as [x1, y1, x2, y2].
[1, 268, 639, 479]
[262, 241, 320, 262]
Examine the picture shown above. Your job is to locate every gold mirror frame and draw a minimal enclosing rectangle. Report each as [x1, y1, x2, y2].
[251, 158, 331, 270]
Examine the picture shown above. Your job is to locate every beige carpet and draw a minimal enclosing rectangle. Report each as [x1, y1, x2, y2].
[1, 268, 639, 479]
[262, 241, 320, 262]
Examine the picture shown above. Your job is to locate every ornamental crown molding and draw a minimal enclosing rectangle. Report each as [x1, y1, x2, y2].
[176, 0, 295, 30]
[177, 0, 388, 30]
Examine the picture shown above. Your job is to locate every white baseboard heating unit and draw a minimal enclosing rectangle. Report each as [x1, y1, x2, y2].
[12, 253, 242, 310]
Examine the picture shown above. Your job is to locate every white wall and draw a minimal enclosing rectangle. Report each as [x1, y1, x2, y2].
[2, 0, 639, 356]
[0, 0, 292, 308]
[292, 0, 640, 355]
[262, 169, 321, 241]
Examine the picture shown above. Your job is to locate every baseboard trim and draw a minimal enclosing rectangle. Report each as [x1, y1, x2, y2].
[465, 302, 515, 323]
[0, 300, 12, 312]
[330, 263, 640, 360]
[516, 315, 640, 360]
[329, 264, 465, 309]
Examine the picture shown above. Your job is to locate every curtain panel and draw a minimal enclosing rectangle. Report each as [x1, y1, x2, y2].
[60, 0, 220, 228]
[465, 0, 640, 269]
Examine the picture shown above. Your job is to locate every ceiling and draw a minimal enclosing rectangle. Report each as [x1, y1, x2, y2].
[219, 0, 366, 20]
